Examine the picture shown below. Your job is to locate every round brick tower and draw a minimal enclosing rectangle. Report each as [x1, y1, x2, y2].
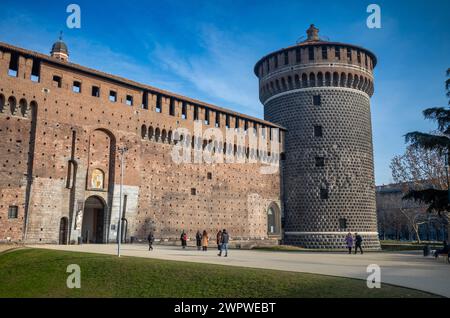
[254, 25, 380, 249]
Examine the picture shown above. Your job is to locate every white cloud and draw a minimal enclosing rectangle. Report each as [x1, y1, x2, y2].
[151, 24, 263, 117]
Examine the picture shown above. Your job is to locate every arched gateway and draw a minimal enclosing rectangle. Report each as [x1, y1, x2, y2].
[81, 196, 106, 243]
[267, 202, 281, 236]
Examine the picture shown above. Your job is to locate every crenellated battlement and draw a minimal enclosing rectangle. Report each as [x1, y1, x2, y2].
[254, 25, 376, 103]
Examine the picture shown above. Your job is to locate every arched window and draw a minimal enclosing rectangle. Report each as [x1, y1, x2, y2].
[332, 72, 339, 86]
[8, 96, 16, 115]
[267, 203, 281, 235]
[317, 72, 323, 87]
[294, 74, 300, 88]
[148, 126, 154, 140]
[301, 73, 308, 87]
[309, 73, 316, 87]
[347, 73, 353, 88]
[353, 75, 359, 89]
[0, 94, 5, 113]
[155, 128, 161, 142]
[19, 99, 28, 117]
[141, 125, 147, 139]
[168, 131, 173, 144]
[161, 129, 167, 143]
[340, 73, 346, 87]
[325, 72, 331, 86]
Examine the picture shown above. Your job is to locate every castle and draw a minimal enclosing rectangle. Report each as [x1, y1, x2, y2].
[0, 25, 380, 249]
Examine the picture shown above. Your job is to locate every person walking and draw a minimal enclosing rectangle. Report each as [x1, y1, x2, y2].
[180, 230, 187, 249]
[218, 229, 229, 257]
[216, 229, 222, 251]
[354, 232, 363, 254]
[201, 230, 209, 251]
[147, 231, 154, 251]
[196, 230, 202, 251]
[345, 232, 353, 254]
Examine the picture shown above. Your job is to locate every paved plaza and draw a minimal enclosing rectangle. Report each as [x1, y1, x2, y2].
[26, 244, 450, 297]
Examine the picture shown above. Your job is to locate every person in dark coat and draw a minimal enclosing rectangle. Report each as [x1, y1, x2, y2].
[216, 230, 222, 251]
[196, 230, 202, 251]
[434, 240, 449, 258]
[180, 230, 187, 249]
[218, 229, 229, 257]
[354, 233, 363, 254]
[147, 231, 154, 251]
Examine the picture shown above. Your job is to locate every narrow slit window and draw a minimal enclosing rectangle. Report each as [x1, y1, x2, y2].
[156, 95, 162, 113]
[320, 188, 329, 200]
[169, 99, 175, 116]
[181, 102, 187, 119]
[308, 47, 315, 61]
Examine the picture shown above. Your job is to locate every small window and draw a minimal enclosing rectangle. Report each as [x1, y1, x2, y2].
[225, 115, 230, 128]
[182, 102, 187, 119]
[347, 48, 352, 61]
[215, 112, 220, 128]
[72, 81, 81, 93]
[191, 188, 197, 195]
[335, 46, 341, 60]
[156, 95, 162, 113]
[284, 51, 289, 65]
[315, 156, 325, 167]
[109, 91, 117, 102]
[193, 105, 199, 120]
[207, 172, 212, 180]
[357, 51, 361, 64]
[296, 48, 301, 63]
[8, 206, 18, 219]
[322, 46, 327, 59]
[169, 99, 175, 116]
[313, 95, 321, 106]
[235, 117, 239, 129]
[308, 47, 315, 61]
[320, 188, 329, 200]
[8, 53, 18, 77]
[314, 125, 323, 137]
[142, 92, 148, 109]
[31, 75, 39, 82]
[204, 109, 210, 125]
[53, 76, 62, 88]
[92, 86, 100, 97]
[274, 55, 278, 68]
[126, 95, 133, 106]
[339, 218, 348, 230]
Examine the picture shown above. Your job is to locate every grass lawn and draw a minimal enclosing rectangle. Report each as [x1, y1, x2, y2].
[0, 248, 437, 298]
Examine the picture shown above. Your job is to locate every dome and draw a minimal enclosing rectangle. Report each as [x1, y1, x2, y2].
[51, 40, 68, 55]
[50, 32, 69, 61]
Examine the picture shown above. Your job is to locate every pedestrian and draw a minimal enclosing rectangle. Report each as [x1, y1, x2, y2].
[147, 231, 154, 251]
[218, 229, 229, 257]
[196, 230, 202, 251]
[180, 230, 187, 249]
[216, 229, 222, 251]
[201, 230, 209, 251]
[354, 232, 363, 254]
[345, 232, 353, 254]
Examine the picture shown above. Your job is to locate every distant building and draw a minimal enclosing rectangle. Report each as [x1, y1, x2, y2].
[376, 183, 448, 241]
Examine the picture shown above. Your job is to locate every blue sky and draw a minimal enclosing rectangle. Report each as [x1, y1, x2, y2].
[0, 0, 449, 185]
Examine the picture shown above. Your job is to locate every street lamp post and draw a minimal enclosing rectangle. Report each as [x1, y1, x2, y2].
[117, 146, 128, 257]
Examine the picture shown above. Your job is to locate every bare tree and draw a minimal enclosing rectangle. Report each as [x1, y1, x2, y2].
[390, 145, 447, 190]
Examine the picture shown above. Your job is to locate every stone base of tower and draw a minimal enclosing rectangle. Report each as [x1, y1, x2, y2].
[283, 232, 381, 250]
